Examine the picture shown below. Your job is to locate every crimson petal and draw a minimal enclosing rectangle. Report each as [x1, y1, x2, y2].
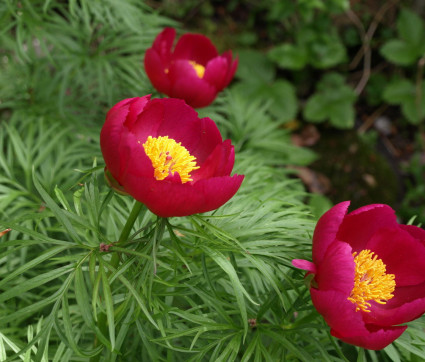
[337, 204, 397, 253]
[315, 241, 354, 294]
[331, 324, 407, 350]
[312, 201, 350, 265]
[144, 48, 171, 94]
[366, 227, 425, 286]
[122, 174, 244, 217]
[203, 56, 229, 90]
[310, 289, 368, 337]
[173, 33, 218, 65]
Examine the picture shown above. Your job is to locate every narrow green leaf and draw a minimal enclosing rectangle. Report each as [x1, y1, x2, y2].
[73, 185, 85, 216]
[74, 267, 112, 350]
[91, 259, 102, 322]
[384, 343, 401, 362]
[33, 172, 81, 243]
[0, 264, 72, 303]
[0, 331, 22, 359]
[117, 273, 158, 329]
[54, 186, 71, 211]
[99, 258, 116, 350]
[135, 321, 162, 361]
[0, 335, 7, 361]
[356, 348, 365, 362]
[109, 303, 135, 362]
[57, 293, 103, 358]
[0, 245, 68, 288]
[203, 247, 255, 339]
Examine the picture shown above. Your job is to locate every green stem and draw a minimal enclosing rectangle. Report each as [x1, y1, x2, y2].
[328, 330, 350, 362]
[90, 200, 144, 362]
[118, 201, 145, 244]
[152, 217, 167, 275]
[108, 201, 145, 269]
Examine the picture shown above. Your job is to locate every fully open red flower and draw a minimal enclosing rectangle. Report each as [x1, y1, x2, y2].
[293, 202, 425, 350]
[100, 95, 244, 217]
[144, 27, 238, 108]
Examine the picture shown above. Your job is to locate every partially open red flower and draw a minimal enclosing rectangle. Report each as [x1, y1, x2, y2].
[293, 202, 425, 350]
[144, 27, 238, 108]
[100, 95, 244, 217]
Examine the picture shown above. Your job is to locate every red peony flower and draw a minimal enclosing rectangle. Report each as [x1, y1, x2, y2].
[144, 27, 238, 108]
[100, 95, 244, 217]
[293, 202, 425, 350]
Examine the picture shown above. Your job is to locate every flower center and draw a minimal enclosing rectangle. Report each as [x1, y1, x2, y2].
[188, 60, 205, 78]
[142, 136, 199, 183]
[347, 249, 396, 312]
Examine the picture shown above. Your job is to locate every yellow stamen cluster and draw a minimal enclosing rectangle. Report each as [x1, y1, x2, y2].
[188, 60, 205, 78]
[142, 136, 199, 183]
[348, 249, 396, 312]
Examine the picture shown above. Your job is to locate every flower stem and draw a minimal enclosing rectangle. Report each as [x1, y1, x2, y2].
[90, 200, 144, 362]
[328, 330, 351, 362]
[152, 217, 166, 274]
[107, 201, 145, 269]
[118, 201, 145, 244]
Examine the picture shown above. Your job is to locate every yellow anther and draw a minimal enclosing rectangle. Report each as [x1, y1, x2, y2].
[348, 249, 395, 312]
[188, 60, 205, 78]
[142, 136, 199, 183]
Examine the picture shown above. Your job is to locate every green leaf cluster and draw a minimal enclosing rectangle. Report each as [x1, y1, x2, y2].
[268, 26, 346, 70]
[233, 49, 298, 124]
[304, 73, 357, 128]
[0, 0, 174, 124]
[382, 78, 425, 125]
[380, 9, 425, 66]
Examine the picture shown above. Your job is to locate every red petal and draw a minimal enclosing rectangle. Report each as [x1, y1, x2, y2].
[130, 98, 165, 143]
[310, 288, 368, 336]
[144, 48, 171, 94]
[168, 60, 217, 107]
[152, 27, 175, 64]
[173, 33, 218, 65]
[100, 98, 136, 180]
[312, 201, 350, 265]
[331, 324, 407, 350]
[122, 174, 244, 217]
[203, 56, 229, 91]
[364, 289, 425, 326]
[222, 51, 238, 88]
[192, 140, 234, 181]
[366, 226, 425, 286]
[337, 204, 397, 253]
[131, 98, 221, 159]
[386, 281, 425, 308]
[156, 98, 208, 152]
[124, 96, 150, 129]
[400, 224, 425, 242]
[105, 98, 135, 119]
[315, 241, 354, 294]
[119, 129, 154, 179]
[292, 259, 317, 273]
[190, 117, 223, 163]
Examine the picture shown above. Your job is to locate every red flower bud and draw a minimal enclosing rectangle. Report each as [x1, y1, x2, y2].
[144, 27, 238, 108]
[293, 202, 425, 350]
[100, 95, 244, 217]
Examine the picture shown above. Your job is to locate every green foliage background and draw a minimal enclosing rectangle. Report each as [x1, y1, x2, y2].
[1, 1, 425, 361]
